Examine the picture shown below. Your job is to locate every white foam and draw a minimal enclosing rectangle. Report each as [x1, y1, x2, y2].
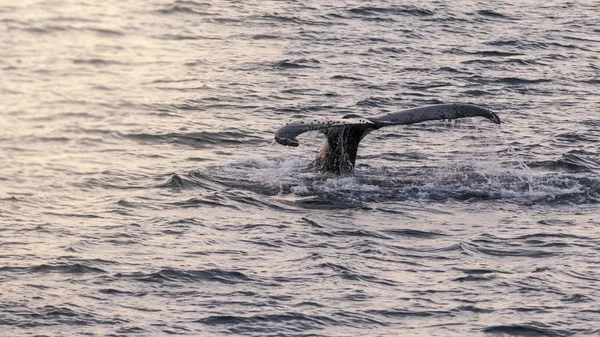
[220, 155, 313, 193]
[290, 183, 310, 195]
[217, 150, 594, 202]
[318, 177, 380, 193]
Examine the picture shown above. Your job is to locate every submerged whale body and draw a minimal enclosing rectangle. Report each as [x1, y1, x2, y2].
[274, 104, 501, 174]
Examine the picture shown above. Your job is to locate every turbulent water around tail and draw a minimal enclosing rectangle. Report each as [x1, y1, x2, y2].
[1, 1, 599, 336]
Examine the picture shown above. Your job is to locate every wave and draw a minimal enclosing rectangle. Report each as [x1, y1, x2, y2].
[367, 47, 407, 55]
[126, 268, 253, 285]
[121, 130, 264, 148]
[472, 9, 516, 20]
[529, 153, 599, 173]
[483, 324, 568, 337]
[195, 312, 338, 333]
[485, 39, 592, 51]
[0, 263, 106, 274]
[1, 304, 128, 327]
[316, 262, 397, 286]
[496, 77, 552, 85]
[445, 48, 525, 57]
[356, 96, 396, 107]
[461, 58, 546, 67]
[348, 6, 434, 18]
[156, 0, 213, 16]
[331, 74, 364, 81]
[72, 58, 125, 66]
[23, 25, 124, 36]
[274, 58, 321, 69]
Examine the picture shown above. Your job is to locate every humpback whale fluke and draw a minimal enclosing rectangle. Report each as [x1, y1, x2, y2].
[274, 104, 501, 174]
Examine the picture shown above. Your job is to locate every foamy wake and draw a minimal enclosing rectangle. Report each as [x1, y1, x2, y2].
[214, 154, 598, 203]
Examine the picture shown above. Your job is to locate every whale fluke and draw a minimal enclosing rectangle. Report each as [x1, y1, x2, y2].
[274, 104, 501, 174]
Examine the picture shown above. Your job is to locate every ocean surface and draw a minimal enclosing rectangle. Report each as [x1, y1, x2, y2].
[1, 1, 599, 336]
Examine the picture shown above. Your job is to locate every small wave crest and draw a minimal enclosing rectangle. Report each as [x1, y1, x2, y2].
[195, 312, 338, 333]
[529, 152, 599, 173]
[483, 324, 568, 337]
[395, 170, 599, 204]
[130, 268, 252, 285]
[156, 0, 213, 16]
[122, 130, 264, 148]
[348, 6, 434, 18]
[0, 263, 106, 275]
[473, 9, 516, 20]
[274, 59, 321, 69]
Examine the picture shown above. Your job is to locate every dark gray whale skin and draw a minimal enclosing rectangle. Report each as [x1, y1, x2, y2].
[275, 104, 501, 174]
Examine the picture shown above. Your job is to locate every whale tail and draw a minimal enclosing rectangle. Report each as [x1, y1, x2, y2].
[314, 122, 376, 173]
[274, 104, 501, 174]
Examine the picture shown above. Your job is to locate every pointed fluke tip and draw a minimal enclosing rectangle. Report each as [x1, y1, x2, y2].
[489, 111, 501, 124]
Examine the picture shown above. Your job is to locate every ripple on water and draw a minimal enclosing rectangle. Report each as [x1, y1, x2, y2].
[125, 268, 253, 285]
[195, 312, 338, 333]
[275, 58, 321, 69]
[483, 324, 569, 337]
[121, 130, 265, 148]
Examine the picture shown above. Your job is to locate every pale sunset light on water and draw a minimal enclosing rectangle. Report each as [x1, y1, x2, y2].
[1, 1, 599, 336]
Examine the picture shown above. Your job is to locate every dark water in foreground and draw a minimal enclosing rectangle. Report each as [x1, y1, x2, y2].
[1, 1, 599, 336]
